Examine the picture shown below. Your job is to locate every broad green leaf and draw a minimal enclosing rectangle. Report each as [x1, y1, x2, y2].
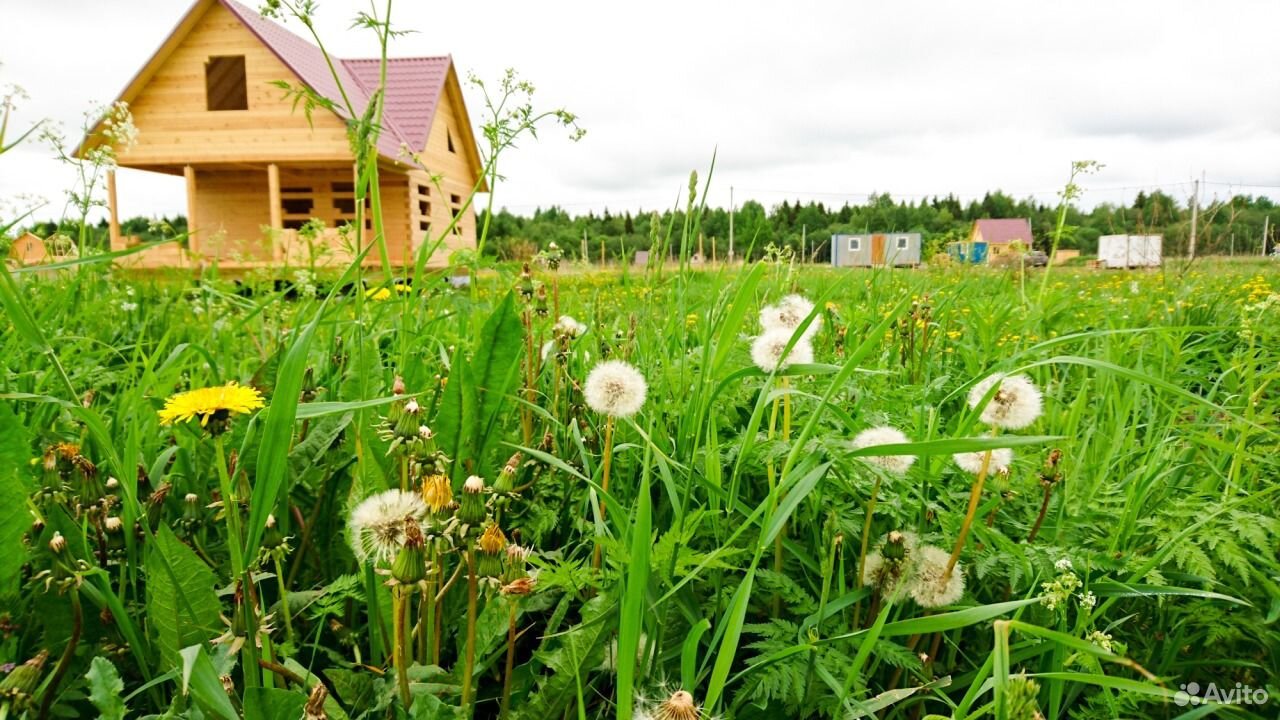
[147, 525, 222, 668]
[179, 645, 238, 720]
[243, 687, 307, 720]
[470, 291, 524, 463]
[86, 656, 128, 720]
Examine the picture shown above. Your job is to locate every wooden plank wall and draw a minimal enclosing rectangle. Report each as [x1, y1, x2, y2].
[117, 2, 351, 166]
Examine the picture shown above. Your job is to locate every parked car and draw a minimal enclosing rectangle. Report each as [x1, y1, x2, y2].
[1026, 250, 1049, 267]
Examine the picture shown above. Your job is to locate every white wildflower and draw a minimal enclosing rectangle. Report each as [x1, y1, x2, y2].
[120, 301, 138, 312]
[967, 373, 1043, 430]
[953, 447, 1013, 475]
[1054, 557, 1074, 572]
[1078, 590, 1097, 609]
[760, 294, 822, 341]
[750, 328, 814, 373]
[584, 360, 647, 418]
[851, 426, 916, 475]
[347, 490, 428, 563]
[907, 545, 965, 608]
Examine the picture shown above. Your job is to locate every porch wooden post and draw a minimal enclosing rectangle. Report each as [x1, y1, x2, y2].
[267, 163, 282, 230]
[106, 170, 121, 250]
[267, 163, 282, 261]
[184, 165, 198, 254]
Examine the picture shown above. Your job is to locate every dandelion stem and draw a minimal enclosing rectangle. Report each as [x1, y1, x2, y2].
[392, 587, 412, 709]
[1027, 483, 1054, 543]
[852, 473, 883, 628]
[945, 448, 993, 578]
[214, 435, 260, 688]
[460, 547, 480, 717]
[500, 598, 518, 720]
[592, 415, 616, 570]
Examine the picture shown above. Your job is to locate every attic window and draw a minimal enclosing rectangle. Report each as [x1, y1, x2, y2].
[205, 56, 248, 111]
[848, 237, 861, 252]
[447, 129, 456, 153]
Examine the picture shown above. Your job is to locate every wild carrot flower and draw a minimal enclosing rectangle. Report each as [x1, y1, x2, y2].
[967, 373, 1043, 429]
[584, 360, 647, 418]
[953, 447, 1013, 475]
[907, 545, 965, 608]
[851, 426, 916, 474]
[760, 294, 821, 341]
[750, 329, 813, 372]
[158, 383, 264, 429]
[347, 490, 428, 563]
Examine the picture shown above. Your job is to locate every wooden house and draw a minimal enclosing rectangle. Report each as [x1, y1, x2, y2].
[830, 232, 921, 267]
[7, 232, 49, 265]
[77, 0, 485, 270]
[967, 218, 1035, 262]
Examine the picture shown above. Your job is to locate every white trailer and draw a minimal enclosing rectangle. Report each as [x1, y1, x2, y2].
[1098, 235, 1162, 268]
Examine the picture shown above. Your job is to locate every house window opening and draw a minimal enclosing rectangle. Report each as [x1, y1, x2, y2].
[848, 237, 861, 252]
[897, 236, 909, 250]
[205, 56, 248, 111]
[447, 129, 456, 153]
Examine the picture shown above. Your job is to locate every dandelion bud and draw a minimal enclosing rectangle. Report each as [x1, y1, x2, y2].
[30, 517, 45, 535]
[534, 284, 549, 317]
[49, 532, 67, 555]
[457, 476, 487, 525]
[518, 264, 534, 298]
[656, 689, 700, 720]
[392, 375, 406, 395]
[421, 473, 453, 515]
[501, 576, 536, 596]
[104, 516, 123, 533]
[476, 523, 507, 577]
[883, 531, 908, 561]
[391, 400, 422, 441]
[304, 682, 329, 720]
[263, 514, 285, 550]
[390, 520, 427, 585]
[493, 460, 517, 494]
[105, 476, 120, 491]
[0, 650, 48, 709]
[505, 544, 531, 583]
[42, 450, 57, 473]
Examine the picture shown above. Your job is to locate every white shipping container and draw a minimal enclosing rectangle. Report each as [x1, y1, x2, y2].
[1098, 235, 1162, 268]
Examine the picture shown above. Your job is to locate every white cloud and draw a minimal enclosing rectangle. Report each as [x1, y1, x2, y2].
[2, 0, 1278, 224]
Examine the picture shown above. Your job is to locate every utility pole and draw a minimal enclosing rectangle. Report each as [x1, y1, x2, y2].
[1188, 178, 1200, 259]
[582, 229, 588, 264]
[728, 186, 735, 264]
[801, 225, 807, 263]
[1263, 215, 1271, 257]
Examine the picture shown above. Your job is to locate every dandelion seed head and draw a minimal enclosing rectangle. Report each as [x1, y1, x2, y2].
[760, 294, 821, 340]
[953, 447, 1013, 475]
[584, 360, 647, 418]
[555, 315, 587, 337]
[750, 329, 813, 373]
[967, 373, 1043, 430]
[851, 426, 916, 474]
[907, 545, 965, 608]
[347, 490, 428, 563]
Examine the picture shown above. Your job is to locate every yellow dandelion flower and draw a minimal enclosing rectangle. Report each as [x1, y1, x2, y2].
[366, 287, 392, 301]
[159, 383, 265, 428]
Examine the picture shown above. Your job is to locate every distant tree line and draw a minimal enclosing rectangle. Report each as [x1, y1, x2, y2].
[12, 191, 1275, 262]
[478, 190, 1277, 262]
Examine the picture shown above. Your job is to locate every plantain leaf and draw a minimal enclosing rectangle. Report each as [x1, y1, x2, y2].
[470, 291, 524, 465]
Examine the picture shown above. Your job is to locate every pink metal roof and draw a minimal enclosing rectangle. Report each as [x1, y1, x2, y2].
[974, 218, 1034, 245]
[220, 0, 450, 162]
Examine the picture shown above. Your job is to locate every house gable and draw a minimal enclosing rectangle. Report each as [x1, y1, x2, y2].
[98, 0, 350, 170]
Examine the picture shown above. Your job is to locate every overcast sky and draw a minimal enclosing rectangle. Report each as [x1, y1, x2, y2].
[3, 0, 1279, 223]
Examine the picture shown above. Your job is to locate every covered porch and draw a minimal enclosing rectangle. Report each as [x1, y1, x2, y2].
[106, 161, 417, 270]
